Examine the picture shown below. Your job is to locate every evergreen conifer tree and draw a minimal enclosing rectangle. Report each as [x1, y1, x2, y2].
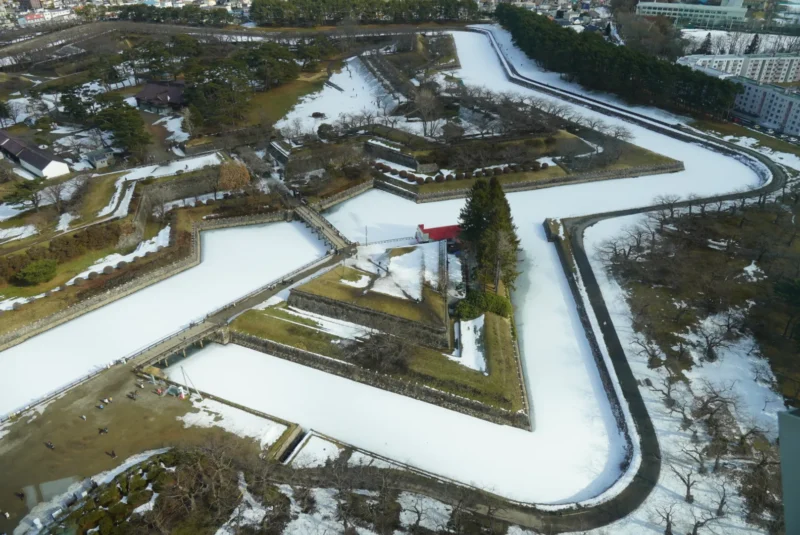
[745, 34, 761, 55]
[696, 32, 713, 55]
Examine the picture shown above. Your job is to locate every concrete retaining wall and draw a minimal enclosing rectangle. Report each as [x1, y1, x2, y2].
[413, 162, 685, 203]
[288, 289, 449, 349]
[313, 179, 375, 211]
[233, 332, 531, 430]
[365, 142, 418, 169]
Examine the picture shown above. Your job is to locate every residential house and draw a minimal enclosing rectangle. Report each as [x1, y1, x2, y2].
[0, 130, 70, 178]
[135, 81, 186, 115]
[87, 148, 114, 169]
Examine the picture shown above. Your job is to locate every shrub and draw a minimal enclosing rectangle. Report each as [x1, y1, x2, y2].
[457, 173, 465, 180]
[15, 259, 57, 285]
[218, 162, 251, 190]
[532, 161, 541, 171]
[454, 291, 513, 320]
[78, 510, 107, 532]
[129, 473, 147, 493]
[127, 489, 154, 509]
[435, 175, 445, 183]
[349, 332, 411, 373]
[425, 177, 433, 183]
[545, 136, 557, 145]
[107, 502, 132, 524]
[503, 166, 511, 174]
[390, 168, 399, 175]
[416, 178, 424, 185]
[446, 174, 455, 180]
[399, 170, 407, 178]
[493, 168, 502, 176]
[26, 246, 50, 262]
[97, 485, 121, 507]
[152, 471, 177, 493]
[407, 174, 417, 182]
[98, 515, 114, 535]
[541, 162, 549, 169]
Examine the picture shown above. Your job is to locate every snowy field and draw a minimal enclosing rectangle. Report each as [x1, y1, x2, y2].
[179, 396, 287, 450]
[1, 29, 771, 510]
[0, 222, 327, 418]
[162, 30, 765, 506]
[277, 57, 399, 135]
[345, 241, 440, 300]
[96, 153, 223, 218]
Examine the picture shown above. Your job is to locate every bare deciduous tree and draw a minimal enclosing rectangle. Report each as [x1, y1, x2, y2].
[669, 463, 697, 503]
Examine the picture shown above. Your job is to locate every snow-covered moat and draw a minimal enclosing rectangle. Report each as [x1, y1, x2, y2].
[0, 30, 766, 511]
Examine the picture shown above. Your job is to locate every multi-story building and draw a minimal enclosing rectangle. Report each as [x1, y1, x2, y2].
[635, 0, 746, 24]
[730, 76, 800, 134]
[678, 53, 800, 84]
[780, 409, 800, 535]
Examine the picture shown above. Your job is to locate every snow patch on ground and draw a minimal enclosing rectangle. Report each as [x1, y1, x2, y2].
[283, 306, 372, 340]
[277, 57, 398, 135]
[178, 396, 288, 450]
[131, 491, 159, 515]
[121, 153, 222, 182]
[684, 315, 786, 438]
[65, 225, 171, 285]
[0, 224, 37, 243]
[347, 451, 396, 469]
[742, 260, 765, 282]
[288, 433, 342, 468]
[13, 167, 36, 180]
[154, 115, 189, 143]
[215, 473, 268, 535]
[397, 492, 452, 531]
[340, 273, 370, 288]
[281, 487, 347, 535]
[451, 315, 487, 373]
[56, 212, 76, 231]
[347, 241, 439, 301]
[112, 184, 135, 219]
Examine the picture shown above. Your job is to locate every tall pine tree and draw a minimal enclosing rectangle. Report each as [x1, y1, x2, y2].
[745, 34, 761, 55]
[459, 178, 521, 293]
[696, 32, 713, 55]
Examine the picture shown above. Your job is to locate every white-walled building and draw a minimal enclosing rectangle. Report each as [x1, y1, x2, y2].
[730, 77, 800, 135]
[0, 131, 70, 178]
[679, 53, 800, 84]
[636, 0, 746, 24]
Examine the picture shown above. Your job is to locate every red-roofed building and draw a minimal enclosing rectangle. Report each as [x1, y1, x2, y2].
[415, 224, 461, 243]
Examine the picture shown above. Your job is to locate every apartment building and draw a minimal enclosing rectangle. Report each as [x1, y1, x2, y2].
[678, 53, 800, 84]
[730, 77, 800, 135]
[635, 0, 746, 24]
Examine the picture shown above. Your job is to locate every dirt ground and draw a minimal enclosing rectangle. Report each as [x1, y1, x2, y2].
[0, 363, 271, 533]
[141, 110, 175, 163]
